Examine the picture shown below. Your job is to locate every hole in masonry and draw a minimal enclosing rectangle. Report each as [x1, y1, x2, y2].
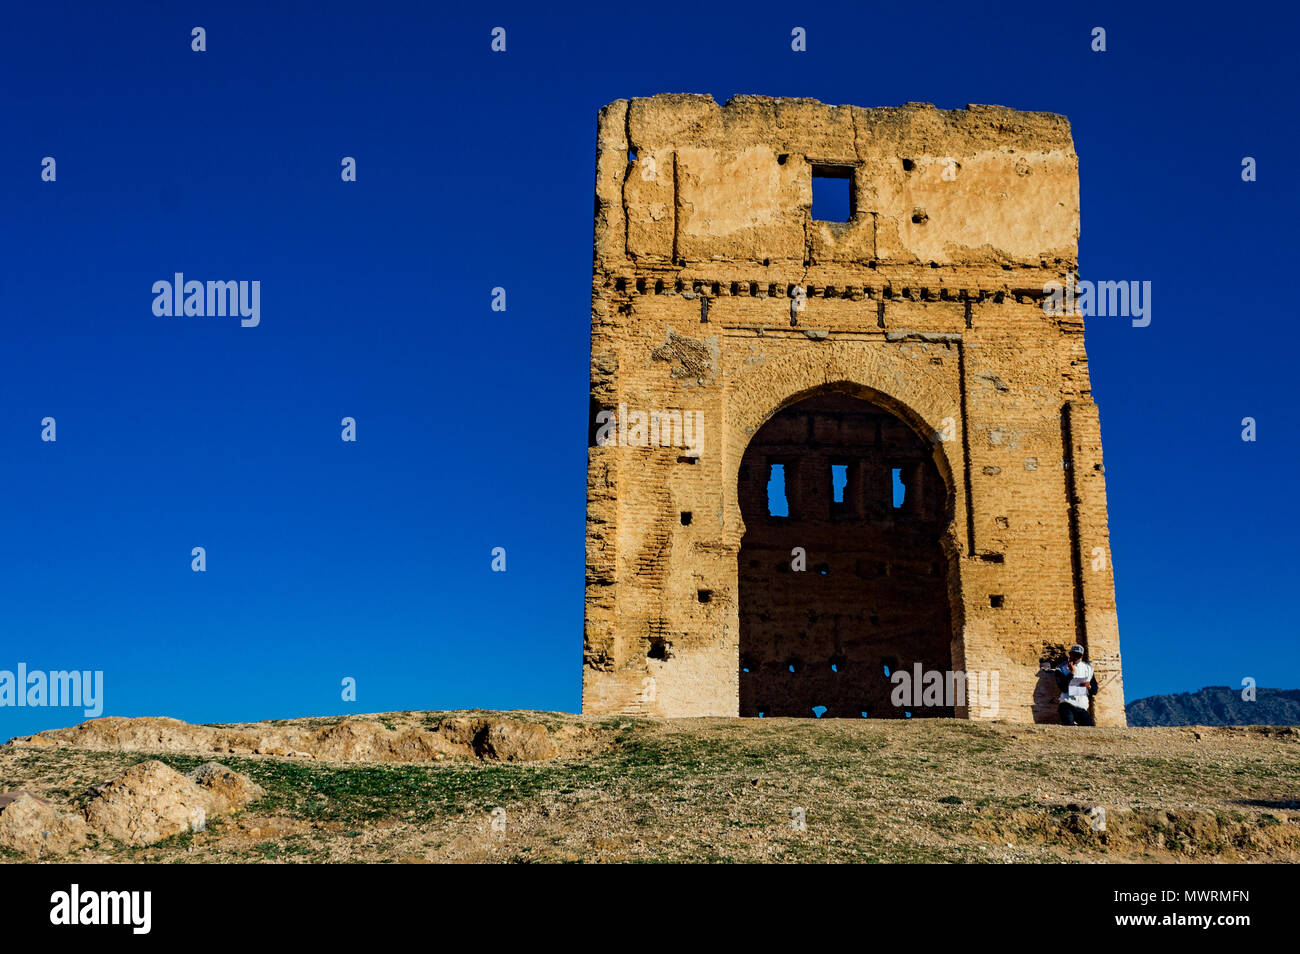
[676, 455, 698, 464]
[989, 594, 1005, 608]
[647, 637, 670, 661]
[901, 158, 915, 171]
[911, 209, 928, 224]
[767, 463, 789, 517]
[680, 511, 692, 526]
[811, 164, 853, 222]
[831, 463, 847, 503]
[777, 153, 788, 165]
[697, 589, 712, 603]
[655, 279, 664, 294]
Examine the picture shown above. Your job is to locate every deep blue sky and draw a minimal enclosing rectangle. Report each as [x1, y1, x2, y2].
[2, 2, 1296, 737]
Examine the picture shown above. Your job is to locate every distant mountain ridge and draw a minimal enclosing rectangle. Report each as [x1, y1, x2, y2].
[1126, 686, 1300, 726]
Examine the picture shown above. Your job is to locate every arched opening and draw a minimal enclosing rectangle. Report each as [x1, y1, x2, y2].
[737, 386, 954, 718]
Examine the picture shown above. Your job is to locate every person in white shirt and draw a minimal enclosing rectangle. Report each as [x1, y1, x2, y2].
[1055, 644, 1097, 726]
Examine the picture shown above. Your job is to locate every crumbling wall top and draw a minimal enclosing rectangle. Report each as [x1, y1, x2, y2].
[595, 94, 1078, 269]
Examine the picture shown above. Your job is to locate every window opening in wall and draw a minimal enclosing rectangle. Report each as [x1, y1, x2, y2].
[811, 164, 854, 222]
[831, 463, 848, 503]
[767, 463, 789, 517]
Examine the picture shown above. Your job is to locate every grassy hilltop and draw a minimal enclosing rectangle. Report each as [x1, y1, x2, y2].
[3, 711, 1298, 863]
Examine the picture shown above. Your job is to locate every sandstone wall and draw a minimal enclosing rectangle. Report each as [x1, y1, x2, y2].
[584, 94, 1125, 725]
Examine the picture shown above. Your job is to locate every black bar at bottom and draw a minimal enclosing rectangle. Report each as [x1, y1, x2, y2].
[0, 863, 1275, 941]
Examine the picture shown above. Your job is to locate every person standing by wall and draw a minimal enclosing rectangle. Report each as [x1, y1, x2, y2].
[1057, 645, 1098, 726]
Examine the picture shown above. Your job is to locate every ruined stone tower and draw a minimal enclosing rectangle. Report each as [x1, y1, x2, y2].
[584, 94, 1125, 725]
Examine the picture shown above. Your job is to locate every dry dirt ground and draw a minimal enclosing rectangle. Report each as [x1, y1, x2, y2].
[3, 711, 1298, 863]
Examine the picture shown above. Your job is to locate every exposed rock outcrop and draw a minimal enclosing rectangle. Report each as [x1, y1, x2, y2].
[0, 791, 89, 857]
[9, 714, 571, 764]
[188, 761, 264, 814]
[83, 760, 260, 847]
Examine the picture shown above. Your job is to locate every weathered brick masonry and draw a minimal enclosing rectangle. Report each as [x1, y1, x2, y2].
[584, 94, 1125, 725]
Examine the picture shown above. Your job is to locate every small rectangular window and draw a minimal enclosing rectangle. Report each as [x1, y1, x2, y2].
[767, 463, 789, 517]
[891, 468, 905, 509]
[831, 464, 848, 503]
[811, 164, 854, 222]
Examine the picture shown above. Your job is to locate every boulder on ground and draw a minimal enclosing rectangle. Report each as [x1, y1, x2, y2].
[0, 791, 89, 857]
[83, 759, 258, 846]
[187, 762, 263, 813]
